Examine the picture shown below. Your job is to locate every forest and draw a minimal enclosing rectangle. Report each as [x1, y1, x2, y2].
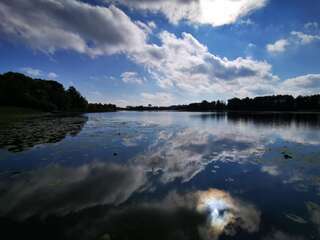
[0, 72, 116, 112]
[126, 95, 320, 112]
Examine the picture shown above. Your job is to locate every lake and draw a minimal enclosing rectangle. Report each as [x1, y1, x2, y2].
[0, 111, 320, 240]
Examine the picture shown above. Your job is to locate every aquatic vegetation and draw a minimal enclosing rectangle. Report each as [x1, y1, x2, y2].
[0, 115, 87, 152]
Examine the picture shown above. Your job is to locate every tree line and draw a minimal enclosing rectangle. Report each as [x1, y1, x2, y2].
[228, 95, 320, 111]
[1, 71, 319, 113]
[125, 100, 227, 111]
[0, 72, 116, 112]
[125, 95, 320, 112]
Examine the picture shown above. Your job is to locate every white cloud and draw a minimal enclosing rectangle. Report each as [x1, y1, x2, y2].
[21, 67, 43, 78]
[0, 0, 147, 57]
[113, 99, 131, 108]
[21, 67, 60, 80]
[131, 28, 320, 97]
[48, 72, 58, 79]
[141, 92, 175, 106]
[107, 0, 267, 27]
[111, 92, 175, 107]
[291, 31, 320, 45]
[132, 31, 278, 98]
[121, 71, 144, 84]
[266, 39, 289, 54]
[279, 74, 320, 96]
[266, 28, 320, 55]
[3, 1, 319, 99]
[304, 22, 319, 30]
[135, 20, 157, 35]
[148, 21, 157, 29]
[238, 18, 255, 26]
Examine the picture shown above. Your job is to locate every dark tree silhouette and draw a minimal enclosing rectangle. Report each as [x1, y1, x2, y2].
[124, 95, 320, 112]
[0, 72, 116, 112]
[0, 72, 69, 111]
[228, 95, 319, 111]
[87, 103, 117, 112]
[66, 86, 88, 111]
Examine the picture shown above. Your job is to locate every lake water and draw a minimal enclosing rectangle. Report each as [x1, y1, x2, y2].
[0, 111, 320, 240]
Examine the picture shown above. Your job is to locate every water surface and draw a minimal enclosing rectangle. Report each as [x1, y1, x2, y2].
[0, 111, 320, 240]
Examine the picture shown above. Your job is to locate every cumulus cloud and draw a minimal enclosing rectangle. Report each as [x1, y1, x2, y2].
[2, 1, 319, 99]
[266, 39, 289, 54]
[141, 92, 175, 106]
[238, 18, 255, 26]
[111, 92, 176, 107]
[279, 74, 320, 96]
[291, 31, 320, 45]
[48, 72, 58, 79]
[20, 67, 43, 78]
[266, 27, 320, 54]
[121, 71, 144, 84]
[135, 20, 157, 34]
[148, 21, 157, 29]
[20, 67, 59, 80]
[107, 0, 267, 27]
[132, 31, 278, 97]
[304, 22, 319, 30]
[0, 0, 147, 56]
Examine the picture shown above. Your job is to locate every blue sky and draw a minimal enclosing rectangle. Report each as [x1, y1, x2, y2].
[0, 0, 320, 106]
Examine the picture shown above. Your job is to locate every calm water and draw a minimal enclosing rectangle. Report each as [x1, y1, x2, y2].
[0, 112, 320, 240]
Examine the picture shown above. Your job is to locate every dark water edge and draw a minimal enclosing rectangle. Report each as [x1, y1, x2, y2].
[0, 111, 319, 240]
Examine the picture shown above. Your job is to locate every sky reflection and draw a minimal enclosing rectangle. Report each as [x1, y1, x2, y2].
[0, 112, 320, 239]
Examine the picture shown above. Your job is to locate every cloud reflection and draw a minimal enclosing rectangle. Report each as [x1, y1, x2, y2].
[0, 162, 146, 219]
[262, 230, 305, 240]
[134, 127, 265, 183]
[306, 201, 320, 234]
[129, 113, 320, 193]
[196, 189, 260, 239]
[68, 188, 260, 240]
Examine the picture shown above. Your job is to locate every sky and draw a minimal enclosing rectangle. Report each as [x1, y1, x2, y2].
[0, 0, 320, 107]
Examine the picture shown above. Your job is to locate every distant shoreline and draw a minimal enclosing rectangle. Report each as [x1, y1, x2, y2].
[0, 106, 116, 117]
[119, 109, 320, 114]
[2, 106, 320, 118]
